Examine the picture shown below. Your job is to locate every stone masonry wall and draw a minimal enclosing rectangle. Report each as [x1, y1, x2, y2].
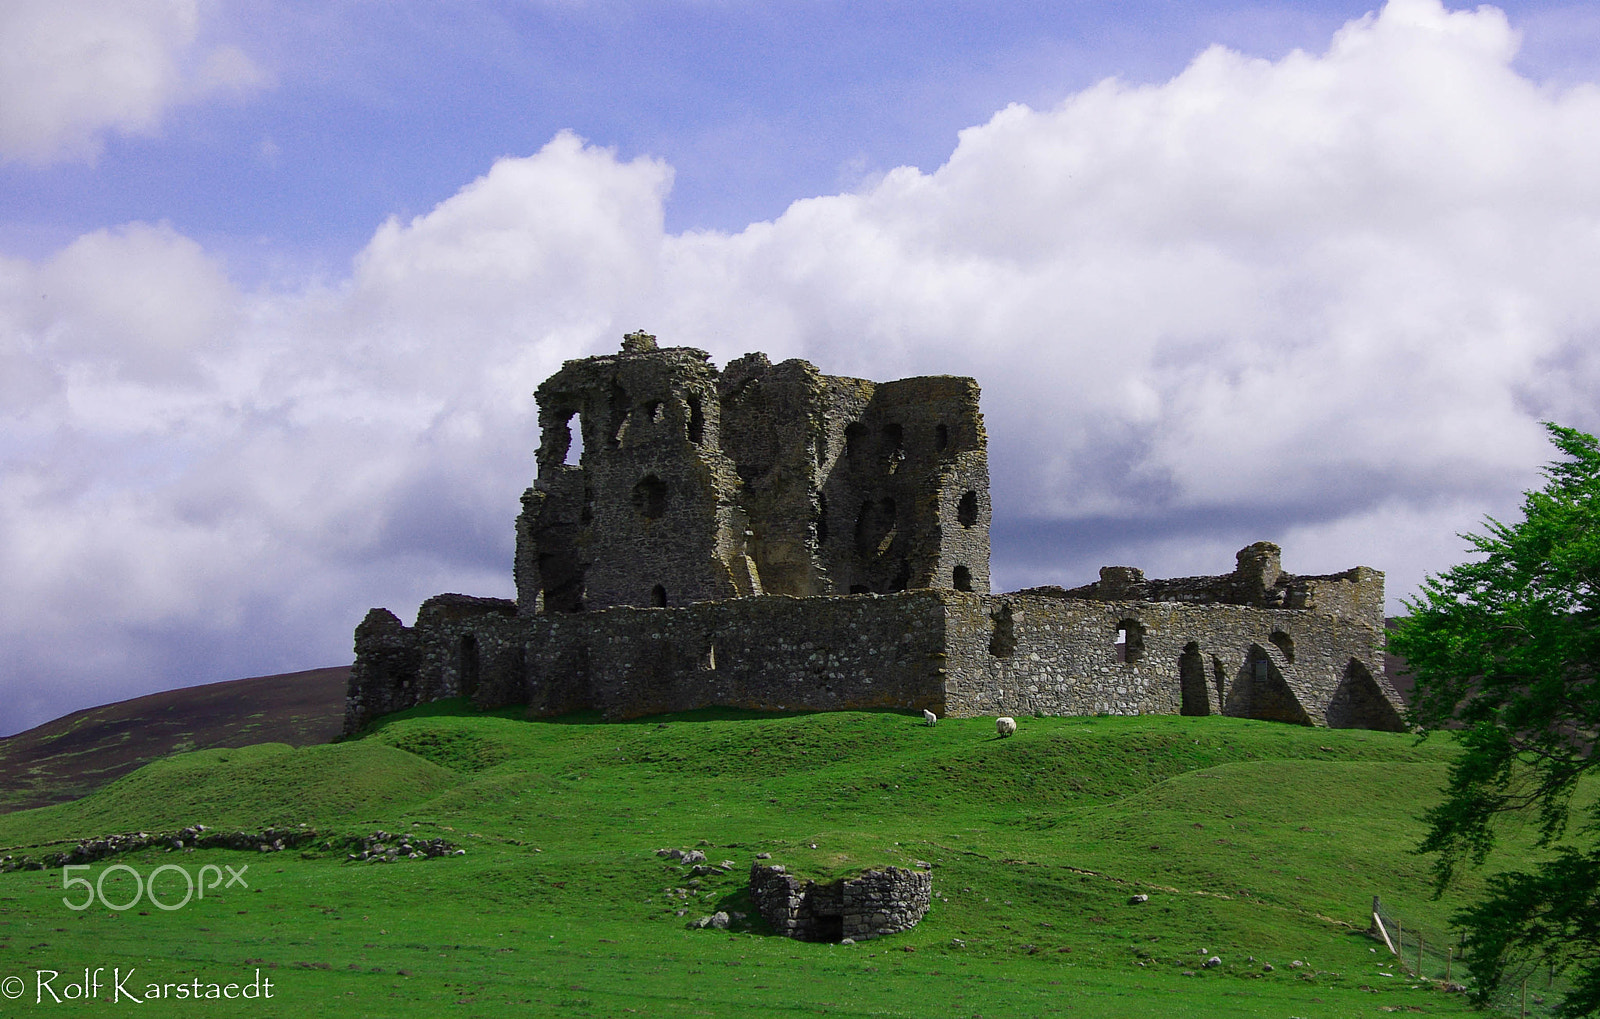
[346, 590, 951, 733]
[748, 862, 932, 942]
[940, 590, 1402, 729]
[347, 581, 1404, 735]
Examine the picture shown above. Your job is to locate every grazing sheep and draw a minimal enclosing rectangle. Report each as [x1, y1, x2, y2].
[923, 709, 938, 727]
[996, 716, 1017, 737]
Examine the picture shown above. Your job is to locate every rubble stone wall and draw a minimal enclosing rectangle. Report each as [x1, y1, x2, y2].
[939, 591, 1402, 729]
[748, 863, 932, 942]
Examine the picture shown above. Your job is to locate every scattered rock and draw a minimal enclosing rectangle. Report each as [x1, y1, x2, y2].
[345, 831, 462, 863]
[1204, 956, 1222, 969]
[1262, 963, 1274, 972]
[1128, 894, 1149, 904]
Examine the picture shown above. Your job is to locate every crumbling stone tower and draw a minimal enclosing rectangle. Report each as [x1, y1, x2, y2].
[514, 332, 990, 612]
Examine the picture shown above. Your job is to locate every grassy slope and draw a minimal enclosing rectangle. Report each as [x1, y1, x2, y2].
[0, 707, 1531, 1017]
[0, 667, 349, 814]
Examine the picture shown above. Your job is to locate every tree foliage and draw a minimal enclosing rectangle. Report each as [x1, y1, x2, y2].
[1392, 423, 1600, 1014]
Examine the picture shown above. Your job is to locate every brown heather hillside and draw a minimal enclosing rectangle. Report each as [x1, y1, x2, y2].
[0, 666, 349, 814]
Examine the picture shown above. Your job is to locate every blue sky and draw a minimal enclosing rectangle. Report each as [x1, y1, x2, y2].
[3, 0, 1600, 735]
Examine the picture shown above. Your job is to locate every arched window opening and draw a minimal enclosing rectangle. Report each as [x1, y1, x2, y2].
[650, 584, 667, 607]
[687, 395, 705, 444]
[607, 381, 630, 448]
[957, 491, 979, 528]
[1115, 619, 1146, 664]
[989, 602, 1017, 658]
[953, 564, 972, 592]
[883, 423, 905, 474]
[644, 400, 664, 423]
[559, 411, 583, 466]
[632, 475, 668, 519]
[935, 423, 949, 451]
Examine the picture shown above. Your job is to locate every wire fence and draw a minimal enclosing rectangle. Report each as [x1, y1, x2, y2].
[1370, 896, 1571, 1018]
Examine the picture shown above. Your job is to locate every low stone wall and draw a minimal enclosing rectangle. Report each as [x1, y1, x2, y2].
[347, 586, 1405, 734]
[748, 862, 931, 942]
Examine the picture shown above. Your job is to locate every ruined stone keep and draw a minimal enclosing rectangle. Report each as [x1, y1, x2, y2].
[346, 332, 1405, 734]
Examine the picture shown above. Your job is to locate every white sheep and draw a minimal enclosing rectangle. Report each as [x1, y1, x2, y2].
[923, 709, 938, 727]
[996, 716, 1017, 737]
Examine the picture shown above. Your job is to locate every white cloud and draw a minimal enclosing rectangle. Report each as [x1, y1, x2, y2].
[5, 0, 1600, 733]
[0, 0, 269, 165]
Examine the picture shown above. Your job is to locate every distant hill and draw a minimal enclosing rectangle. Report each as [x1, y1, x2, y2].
[0, 666, 349, 814]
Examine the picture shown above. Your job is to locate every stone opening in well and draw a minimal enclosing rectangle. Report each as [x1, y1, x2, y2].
[748, 863, 931, 943]
[650, 584, 667, 607]
[935, 423, 949, 451]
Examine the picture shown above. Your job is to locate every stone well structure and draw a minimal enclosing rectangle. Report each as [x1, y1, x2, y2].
[345, 332, 1405, 733]
[748, 862, 932, 942]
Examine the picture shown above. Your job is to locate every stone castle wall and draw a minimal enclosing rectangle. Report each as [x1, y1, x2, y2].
[939, 591, 1399, 727]
[345, 582, 1403, 734]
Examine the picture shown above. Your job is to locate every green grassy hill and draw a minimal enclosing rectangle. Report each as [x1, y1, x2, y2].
[0, 706, 1536, 1017]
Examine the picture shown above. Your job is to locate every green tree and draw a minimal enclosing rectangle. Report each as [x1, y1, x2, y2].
[1392, 423, 1600, 1015]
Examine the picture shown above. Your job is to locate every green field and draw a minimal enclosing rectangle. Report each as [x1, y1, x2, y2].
[0, 706, 1538, 1017]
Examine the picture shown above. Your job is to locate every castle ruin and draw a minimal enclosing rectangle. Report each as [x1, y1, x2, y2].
[345, 332, 1404, 733]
